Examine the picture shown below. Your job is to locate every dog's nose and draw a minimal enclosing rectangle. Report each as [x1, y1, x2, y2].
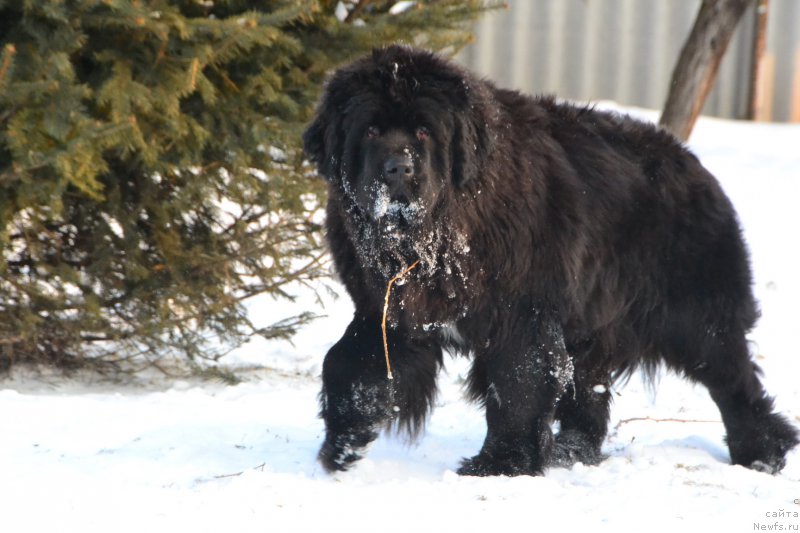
[383, 154, 414, 182]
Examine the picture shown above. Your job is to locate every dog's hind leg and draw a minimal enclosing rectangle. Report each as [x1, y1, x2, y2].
[669, 325, 798, 474]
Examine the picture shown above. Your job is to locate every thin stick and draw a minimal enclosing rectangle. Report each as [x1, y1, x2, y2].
[213, 462, 267, 480]
[381, 260, 420, 380]
[345, 0, 372, 23]
[0, 44, 16, 87]
[614, 416, 721, 430]
[188, 58, 200, 92]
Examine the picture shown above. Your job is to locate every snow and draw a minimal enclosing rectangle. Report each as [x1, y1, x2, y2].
[334, 2, 349, 22]
[389, 1, 417, 16]
[2, 109, 800, 532]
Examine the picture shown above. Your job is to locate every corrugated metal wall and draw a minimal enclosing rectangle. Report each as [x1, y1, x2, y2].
[457, 0, 800, 122]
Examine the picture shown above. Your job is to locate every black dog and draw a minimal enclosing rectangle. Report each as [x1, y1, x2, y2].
[303, 45, 798, 476]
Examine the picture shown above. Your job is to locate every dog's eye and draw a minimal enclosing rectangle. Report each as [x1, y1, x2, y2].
[415, 126, 430, 141]
[366, 126, 380, 139]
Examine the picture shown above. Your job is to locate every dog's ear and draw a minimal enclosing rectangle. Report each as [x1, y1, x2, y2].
[451, 84, 494, 188]
[451, 114, 482, 188]
[304, 70, 355, 180]
[302, 113, 325, 170]
[302, 101, 339, 180]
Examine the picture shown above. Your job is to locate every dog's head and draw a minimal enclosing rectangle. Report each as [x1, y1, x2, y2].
[303, 45, 495, 229]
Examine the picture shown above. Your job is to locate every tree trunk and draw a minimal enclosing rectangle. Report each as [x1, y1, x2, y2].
[659, 0, 753, 141]
[746, 0, 770, 120]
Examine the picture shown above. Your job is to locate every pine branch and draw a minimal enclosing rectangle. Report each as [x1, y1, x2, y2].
[0, 0, 497, 372]
[345, 0, 373, 23]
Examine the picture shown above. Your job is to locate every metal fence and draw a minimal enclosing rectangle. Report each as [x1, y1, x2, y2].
[457, 0, 800, 122]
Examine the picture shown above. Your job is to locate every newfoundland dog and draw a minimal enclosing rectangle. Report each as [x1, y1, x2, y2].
[302, 45, 797, 476]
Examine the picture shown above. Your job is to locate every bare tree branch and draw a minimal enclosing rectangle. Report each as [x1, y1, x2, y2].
[659, 0, 754, 140]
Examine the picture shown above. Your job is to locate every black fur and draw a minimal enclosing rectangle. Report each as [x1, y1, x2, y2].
[303, 45, 798, 476]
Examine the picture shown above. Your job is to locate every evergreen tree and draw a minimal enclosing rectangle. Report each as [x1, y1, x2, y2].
[0, 0, 499, 371]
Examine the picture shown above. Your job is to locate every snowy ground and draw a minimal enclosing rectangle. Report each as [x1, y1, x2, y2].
[2, 108, 799, 532]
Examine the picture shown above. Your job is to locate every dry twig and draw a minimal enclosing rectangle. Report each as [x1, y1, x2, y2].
[213, 462, 267, 480]
[614, 416, 721, 431]
[381, 260, 420, 380]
